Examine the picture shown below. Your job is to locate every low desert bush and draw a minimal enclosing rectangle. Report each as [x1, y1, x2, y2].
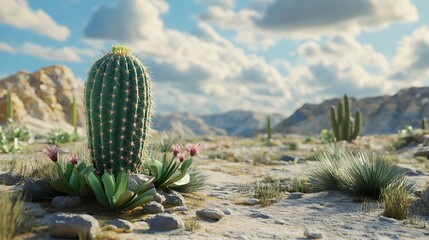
[310, 145, 415, 200]
[382, 184, 409, 220]
[239, 178, 286, 206]
[47, 130, 79, 144]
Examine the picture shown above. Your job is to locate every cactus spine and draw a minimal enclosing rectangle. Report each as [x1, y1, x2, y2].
[84, 46, 153, 176]
[421, 117, 427, 130]
[330, 95, 361, 142]
[266, 116, 272, 144]
[71, 96, 78, 134]
[6, 91, 13, 122]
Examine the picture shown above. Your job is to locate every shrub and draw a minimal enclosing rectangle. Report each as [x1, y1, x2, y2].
[288, 142, 298, 151]
[47, 130, 79, 144]
[310, 146, 415, 200]
[0, 192, 25, 239]
[382, 184, 409, 220]
[239, 178, 286, 206]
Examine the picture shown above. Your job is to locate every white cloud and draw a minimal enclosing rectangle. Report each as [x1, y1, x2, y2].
[200, 0, 418, 46]
[390, 26, 429, 82]
[0, 0, 70, 41]
[0, 42, 96, 62]
[195, 0, 234, 9]
[0, 42, 15, 54]
[82, 0, 427, 115]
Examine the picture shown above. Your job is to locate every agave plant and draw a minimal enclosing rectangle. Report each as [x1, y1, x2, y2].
[145, 143, 202, 190]
[85, 171, 156, 211]
[41, 146, 93, 197]
[169, 168, 207, 193]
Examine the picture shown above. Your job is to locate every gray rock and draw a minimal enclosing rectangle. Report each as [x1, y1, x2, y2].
[246, 197, 260, 206]
[128, 174, 153, 192]
[304, 228, 323, 239]
[143, 201, 164, 214]
[196, 208, 225, 220]
[421, 187, 429, 206]
[220, 207, 232, 215]
[249, 212, 270, 219]
[51, 196, 82, 209]
[146, 214, 184, 231]
[153, 192, 166, 203]
[166, 206, 188, 213]
[0, 172, 21, 185]
[280, 155, 295, 162]
[163, 190, 186, 206]
[23, 179, 61, 201]
[48, 213, 100, 239]
[288, 192, 303, 199]
[109, 219, 134, 233]
[378, 215, 398, 223]
[274, 219, 286, 225]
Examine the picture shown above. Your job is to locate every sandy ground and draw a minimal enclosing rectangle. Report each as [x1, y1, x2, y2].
[1, 136, 429, 240]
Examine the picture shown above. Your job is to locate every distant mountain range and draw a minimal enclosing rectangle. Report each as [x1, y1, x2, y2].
[274, 87, 429, 135]
[2, 66, 428, 137]
[152, 111, 284, 137]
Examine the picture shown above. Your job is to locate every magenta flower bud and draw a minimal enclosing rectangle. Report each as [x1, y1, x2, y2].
[67, 154, 78, 165]
[171, 144, 183, 157]
[178, 151, 189, 162]
[40, 145, 60, 162]
[186, 143, 203, 157]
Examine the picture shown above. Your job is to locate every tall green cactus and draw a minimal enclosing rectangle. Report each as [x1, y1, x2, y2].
[84, 46, 153, 176]
[71, 96, 78, 134]
[6, 91, 13, 122]
[330, 95, 361, 142]
[421, 117, 427, 130]
[266, 116, 272, 144]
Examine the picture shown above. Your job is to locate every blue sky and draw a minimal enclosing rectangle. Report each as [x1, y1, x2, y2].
[1, 0, 428, 115]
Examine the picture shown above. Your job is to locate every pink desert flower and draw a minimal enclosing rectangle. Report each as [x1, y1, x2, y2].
[178, 151, 189, 162]
[171, 144, 183, 157]
[186, 143, 203, 157]
[67, 154, 78, 165]
[40, 145, 60, 162]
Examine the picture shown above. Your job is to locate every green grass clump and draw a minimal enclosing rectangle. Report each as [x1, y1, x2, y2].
[239, 178, 285, 206]
[184, 217, 201, 231]
[0, 192, 25, 240]
[382, 185, 409, 220]
[169, 169, 207, 193]
[310, 146, 415, 200]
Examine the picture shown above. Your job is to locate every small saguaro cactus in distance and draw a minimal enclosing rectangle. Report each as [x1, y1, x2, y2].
[330, 94, 361, 142]
[421, 117, 427, 130]
[6, 91, 13, 123]
[71, 96, 78, 134]
[84, 46, 153, 176]
[266, 116, 272, 144]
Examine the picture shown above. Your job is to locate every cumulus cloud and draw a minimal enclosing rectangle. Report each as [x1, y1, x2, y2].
[390, 26, 429, 82]
[0, 42, 96, 62]
[84, 0, 303, 114]
[0, 0, 70, 41]
[200, 0, 418, 46]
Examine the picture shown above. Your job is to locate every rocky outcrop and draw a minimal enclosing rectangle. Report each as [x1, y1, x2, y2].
[275, 87, 429, 135]
[0, 65, 84, 132]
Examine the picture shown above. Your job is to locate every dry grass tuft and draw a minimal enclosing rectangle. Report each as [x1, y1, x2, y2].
[0, 191, 25, 240]
[382, 185, 410, 220]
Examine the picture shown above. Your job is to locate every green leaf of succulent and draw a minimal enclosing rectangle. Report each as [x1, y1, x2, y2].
[50, 178, 77, 196]
[121, 188, 156, 211]
[114, 172, 130, 201]
[170, 174, 190, 187]
[162, 171, 187, 188]
[76, 162, 87, 172]
[64, 163, 75, 181]
[180, 158, 193, 171]
[135, 176, 155, 194]
[113, 190, 135, 208]
[102, 172, 116, 204]
[85, 171, 109, 207]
